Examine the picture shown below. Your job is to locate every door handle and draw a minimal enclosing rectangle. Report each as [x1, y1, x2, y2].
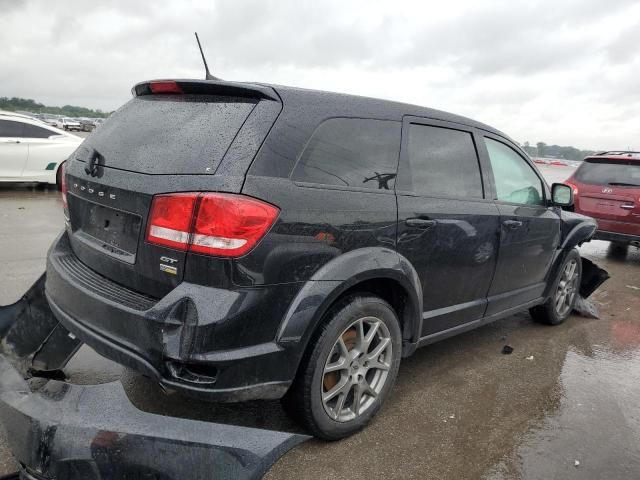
[503, 219, 523, 230]
[620, 204, 635, 210]
[405, 218, 437, 229]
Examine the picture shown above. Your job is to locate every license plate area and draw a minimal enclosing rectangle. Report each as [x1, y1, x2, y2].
[581, 196, 634, 219]
[69, 196, 142, 264]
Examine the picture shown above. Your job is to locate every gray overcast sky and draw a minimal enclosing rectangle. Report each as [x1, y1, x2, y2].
[1, 0, 639, 150]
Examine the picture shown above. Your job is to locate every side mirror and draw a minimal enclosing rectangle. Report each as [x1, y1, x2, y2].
[551, 183, 573, 207]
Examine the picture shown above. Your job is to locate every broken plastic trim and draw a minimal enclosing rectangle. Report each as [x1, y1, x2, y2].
[572, 257, 610, 319]
[579, 257, 610, 298]
[0, 275, 308, 480]
[0, 356, 306, 480]
[0, 274, 82, 375]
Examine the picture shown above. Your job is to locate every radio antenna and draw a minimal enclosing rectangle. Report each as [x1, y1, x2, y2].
[195, 32, 220, 80]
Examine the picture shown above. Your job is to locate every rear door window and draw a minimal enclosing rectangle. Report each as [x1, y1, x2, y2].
[575, 159, 640, 187]
[397, 123, 484, 198]
[22, 123, 55, 138]
[0, 119, 25, 137]
[82, 95, 257, 174]
[292, 118, 401, 190]
[484, 137, 544, 206]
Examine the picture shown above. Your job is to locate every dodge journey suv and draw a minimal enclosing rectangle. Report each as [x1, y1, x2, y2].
[46, 79, 596, 439]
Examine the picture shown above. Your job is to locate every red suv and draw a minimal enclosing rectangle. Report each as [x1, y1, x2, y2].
[565, 151, 640, 247]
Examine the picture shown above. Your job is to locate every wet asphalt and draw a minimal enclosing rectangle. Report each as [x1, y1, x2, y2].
[1, 165, 639, 479]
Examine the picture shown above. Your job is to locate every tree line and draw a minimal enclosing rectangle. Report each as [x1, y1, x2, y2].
[521, 141, 595, 161]
[0, 96, 111, 118]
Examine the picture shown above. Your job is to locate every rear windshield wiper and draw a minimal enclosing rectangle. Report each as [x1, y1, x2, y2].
[608, 182, 640, 187]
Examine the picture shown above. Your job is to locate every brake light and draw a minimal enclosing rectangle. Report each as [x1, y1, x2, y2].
[564, 181, 579, 196]
[146, 193, 199, 251]
[60, 162, 68, 209]
[149, 81, 183, 94]
[146, 193, 279, 257]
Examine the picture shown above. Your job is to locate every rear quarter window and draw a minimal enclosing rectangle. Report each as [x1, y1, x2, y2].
[291, 118, 401, 191]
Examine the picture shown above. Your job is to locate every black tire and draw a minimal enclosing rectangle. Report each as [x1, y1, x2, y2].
[283, 294, 402, 440]
[55, 165, 63, 191]
[609, 242, 628, 259]
[530, 249, 582, 325]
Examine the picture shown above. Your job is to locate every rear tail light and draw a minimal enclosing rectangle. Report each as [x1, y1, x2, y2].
[146, 193, 279, 257]
[146, 193, 199, 251]
[564, 181, 579, 196]
[60, 161, 68, 210]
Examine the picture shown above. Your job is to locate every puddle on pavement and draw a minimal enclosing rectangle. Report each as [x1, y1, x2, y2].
[485, 343, 640, 480]
[482, 242, 640, 480]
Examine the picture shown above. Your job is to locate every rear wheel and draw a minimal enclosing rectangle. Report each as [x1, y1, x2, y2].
[609, 241, 628, 258]
[530, 249, 582, 325]
[283, 294, 402, 440]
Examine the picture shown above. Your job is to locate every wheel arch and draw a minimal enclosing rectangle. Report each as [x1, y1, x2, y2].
[542, 214, 596, 298]
[277, 247, 423, 362]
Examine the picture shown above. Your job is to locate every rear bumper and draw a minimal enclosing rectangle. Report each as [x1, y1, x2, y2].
[0, 355, 307, 480]
[593, 230, 640, 244]
[45, 232, 304, 401]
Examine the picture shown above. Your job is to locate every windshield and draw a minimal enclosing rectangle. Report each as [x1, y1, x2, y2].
[574, 159, 640, 187]
[83, 94, 257, 175]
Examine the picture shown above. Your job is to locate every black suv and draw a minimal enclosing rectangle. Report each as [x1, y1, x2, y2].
[47, 79, 596, 439]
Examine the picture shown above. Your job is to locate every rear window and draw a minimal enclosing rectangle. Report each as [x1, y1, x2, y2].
[23, 123, 55, 138]
[82, 95, 257, 174]
[291, 118, 401, 190]
[575, 159, 640, 187]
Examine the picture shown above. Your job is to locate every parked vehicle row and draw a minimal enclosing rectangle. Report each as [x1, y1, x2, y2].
[13, 112, 107, 132]
[55, 117, 82, 131]
[0, 111, 82, 185]
[45, 78, 597, 440]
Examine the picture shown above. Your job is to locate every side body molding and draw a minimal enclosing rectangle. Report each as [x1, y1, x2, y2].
[277, 247, 423, 357]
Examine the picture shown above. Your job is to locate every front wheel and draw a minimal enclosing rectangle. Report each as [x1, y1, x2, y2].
[530, 249, 582, 325]
[283, 294, 402, 440]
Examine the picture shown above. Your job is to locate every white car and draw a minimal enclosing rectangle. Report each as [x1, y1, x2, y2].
[55, 118, 82, 132]
[0, 111, 83, 186]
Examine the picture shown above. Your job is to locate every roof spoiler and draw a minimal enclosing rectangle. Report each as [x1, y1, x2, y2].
[595, 150, 640, 157]
[132, 79, 280, 102]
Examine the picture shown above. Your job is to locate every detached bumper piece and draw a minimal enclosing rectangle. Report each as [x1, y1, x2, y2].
[0, 275, 307, 480]
[573, 257, 611, 318]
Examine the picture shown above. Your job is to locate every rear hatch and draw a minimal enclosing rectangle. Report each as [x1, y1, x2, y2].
[572, 158, 640, 235]
[64, 80, 281, 298]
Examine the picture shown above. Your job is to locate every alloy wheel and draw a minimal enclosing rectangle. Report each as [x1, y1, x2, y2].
[321, 316, 393, 422]
[555, 258, 579, 317]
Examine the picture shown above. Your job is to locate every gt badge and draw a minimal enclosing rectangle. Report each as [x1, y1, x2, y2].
[160, 256, 178, 275]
